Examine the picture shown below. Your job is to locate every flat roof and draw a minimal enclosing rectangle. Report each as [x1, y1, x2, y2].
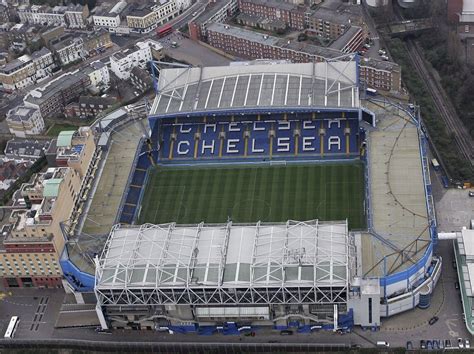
[96, 220, 350, 289]
[462, 229, 474, 256]
[43, 178, 62, 197]
[150, 60, 359, 117]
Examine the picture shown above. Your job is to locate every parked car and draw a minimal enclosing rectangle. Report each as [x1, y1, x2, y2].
[420, 340, 426, 349]
[469, 191, 474, 197]
[458, 338, 464, 348]
[465, 339, 470, 348]
[428, 316, 439, 325]
[280, 330, 293, 335]
[455, 282, 460, 290]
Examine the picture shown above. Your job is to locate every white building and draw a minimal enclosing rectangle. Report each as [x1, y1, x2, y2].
[83, 61, 110, 90]
[0, 48, 56, 91]
[6, 106, 45, 138]
[53, 37, 85, 66]
[110, 40, 162, 80]
[17, 4, 89, 28]
[93, 1, 127, 32]
[172, 0, 192, 11]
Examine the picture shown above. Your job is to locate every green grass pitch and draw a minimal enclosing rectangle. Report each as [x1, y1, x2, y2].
[138, 163, 366, 229]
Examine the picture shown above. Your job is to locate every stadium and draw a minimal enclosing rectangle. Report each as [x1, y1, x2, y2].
[60, 57, 441, 332]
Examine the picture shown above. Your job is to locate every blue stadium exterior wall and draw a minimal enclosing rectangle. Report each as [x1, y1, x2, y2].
[60, 247, 95, 291]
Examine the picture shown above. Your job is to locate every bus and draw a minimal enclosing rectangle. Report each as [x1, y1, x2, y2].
[157, 24, 173, 38]
[4, 316, 19, 339]
[366, 88, 377, 96]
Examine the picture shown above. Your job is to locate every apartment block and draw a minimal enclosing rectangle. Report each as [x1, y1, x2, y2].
[6, 106, 45, 138]
[0, 127, 98, 288]
[207, 23, 401, 92]
[110, 40, 162, 80]
[24, 70, 91, 118]
[238, 0, 305, 30]
[188, 0, 238, 40]
[0, 47, 55, 92]
[130, 67, 152, 92]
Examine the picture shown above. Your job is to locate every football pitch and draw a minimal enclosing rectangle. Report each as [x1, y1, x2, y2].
[138, 163, 366, 229]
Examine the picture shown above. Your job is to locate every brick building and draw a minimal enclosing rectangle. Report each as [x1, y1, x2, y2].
[23, 70, 91, 118]
[238, 0, 305, 30]
[207, 23, 401, 92]
[188, 0, 238, 41]
[65, 96, 117, 119]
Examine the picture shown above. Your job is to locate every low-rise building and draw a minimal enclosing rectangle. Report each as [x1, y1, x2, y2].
[188, 0, 238, 41]
[82, 61, 110, 91]
[0, 127, 98, 288]
[130, 66, 152, 92]
[206, 23, 401, 92]
[4, 139, 50, 161]
[126, 0, 179, 34]
[238, 0, 305, 31]
[18, 4, 89, 29]
[0, 47, 55, 91]
[52, 37, 85, 66]
[110, 40, 162, 80]
[24, 70, 91, 118]
[92, 1, 127, 33]
[81, 29, 113, 56]
[6, 106, 45, 138]
[65, 95, 117, 119]
[0, 159, 31, 191]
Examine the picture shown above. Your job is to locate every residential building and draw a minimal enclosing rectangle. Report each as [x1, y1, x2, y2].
[448, 0, 463, 24]
[64, 4, 89, 29]
[206, 23, 401, 92]
[0, 127, 98, 288]
[6, 106, 45, 138]
[235, 13, 286, 32]
[110, 40, 162, 80]
[126, 0, 179, 34]
[17, 4, 88, 28]
[130, 66, 152, 92]
[0, 4, 10, 24]
[0, 159, 31, 191]
[52, 37, 85, 66]
[82, 61, 110, 91]
[330, 26, 365, 54]
[0, 47, 55, 91]
[188, 0, 238, 40]
[4, 139, 50, 161]
[305, 7, 354, 40]
[456, 0, 474, 63]
[81, 29, 113, 56]
[238, 0, 305, 30]
[92, 1, 127, 33]
[24, 70, 91, 118]
[173, 0, 192, 11]
[65, 96, 117, 119]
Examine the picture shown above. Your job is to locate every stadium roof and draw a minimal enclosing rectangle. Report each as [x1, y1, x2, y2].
[96, 220, 351, 290]
[149, 60, 359, 118]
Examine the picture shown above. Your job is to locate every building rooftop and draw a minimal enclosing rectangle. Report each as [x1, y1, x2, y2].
[6, 106, 38, 123]
[359, 57, 400, 72]
[150, 59, 359, 118]
[4, 139, 50, 159]
[52, 36, 82, 51]
[96, 220, 351, 289]
[241, 0, 301, 12]
[0, 54, 32, 75]
[24, 70, 89, 107]
[330, 26, 362, 51]
[194, 0, 233, 24]
[31, 47, 52, 60]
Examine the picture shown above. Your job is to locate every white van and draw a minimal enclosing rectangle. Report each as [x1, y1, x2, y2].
[376, 341, 390, 348]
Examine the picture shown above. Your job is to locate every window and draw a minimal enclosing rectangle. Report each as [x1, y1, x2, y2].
[465, 25, 470, 33]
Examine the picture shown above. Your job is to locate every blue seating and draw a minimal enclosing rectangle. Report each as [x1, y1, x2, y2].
[154, 114, 360, 162]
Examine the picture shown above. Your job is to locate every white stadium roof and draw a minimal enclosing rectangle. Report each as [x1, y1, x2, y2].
[149, 60, 359, 117]
[96, 220, 352, 290]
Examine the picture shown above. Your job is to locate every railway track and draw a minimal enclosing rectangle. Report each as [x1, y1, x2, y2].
[404, 39, 474, 167]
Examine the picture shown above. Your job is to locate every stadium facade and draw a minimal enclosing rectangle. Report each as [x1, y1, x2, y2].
[58, 58, 440, 332]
